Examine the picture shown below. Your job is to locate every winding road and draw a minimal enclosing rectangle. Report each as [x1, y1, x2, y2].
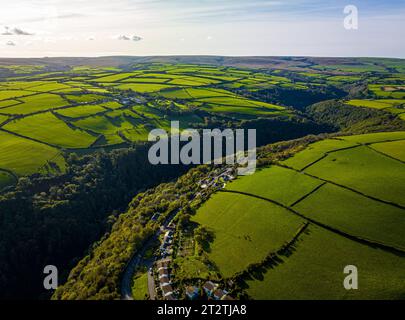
[120, 209, 180, 300]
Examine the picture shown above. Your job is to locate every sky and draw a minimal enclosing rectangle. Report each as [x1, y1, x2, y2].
[0, 0, 405, 58]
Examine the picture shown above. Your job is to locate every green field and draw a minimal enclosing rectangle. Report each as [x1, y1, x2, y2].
[131, 272, 149, 300]
[55, 105, 107, 118]
[246, 225, 405, 300]
[282, 138, 358, 170]
[193, 132, 405, 299]
[0, 90, 34, 100]
[346, 99, 405, 117]
[0, 130, 65, 176]
[192, 192, 304, 277]
[294, 183, 405, 249]
[340, 131, 405, 144]
[370, 139, 405, 161]
[226, 165, 322, 206]
[116, 83, 175, 93]
[0, 93, 69, 115]
[304, 146, 405, 207]
[74, 116, 125, 145]
[4, 112, 97, 148]
[7, 58, 402, 301]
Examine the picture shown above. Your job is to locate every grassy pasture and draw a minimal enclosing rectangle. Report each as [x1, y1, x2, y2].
[0, 100, 20, 108]
[55, 105, 107, 118]
[0, 130, 65, 176]
[100, 101, 122, 109]
[198, 96, 285, 111]
[304, 146, 405, 207]
[115, 83, 175, 93]
[121, 77, 170, 83]
[73, 115, 127, 145]
[346, 99, 392, 109]
[95, 73, 136, 82]
[294, 183, 405, 249]
[65, 94, 106, 103]
[192, 192, 304, 277]
[340, 131, 405, 144]
[370, 140, 405, 162]
[74, 115, 120, 133]
[0, 93, 69, 115]
[131, 272, 149, 300]
[0, 115, 8, 123]
[168, 76, 221, 86]
[28, 82, 72, 92]
[327, 75, 362, 82]
[200, 104, 281, 118]
[186, 88, 234, 98]
[4, 112, 97, 148]
[226, 165, 322, 206]
[158, 89, 193, 99]
[53, 88, 83, 94]
[369, 84, 405, 99]
[0, 81, 46, 90]
[0, 90, 35, 101]
[246, 225, 405, 300]
[196, 97, 257, 107]
[384, 107, 405, 114]
[282, 139, 358, 171]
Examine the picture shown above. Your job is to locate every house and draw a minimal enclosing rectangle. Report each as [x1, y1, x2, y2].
[156, 259, 170, 269]
[157, 266, 168, 272]
[213, 289, 228, 300]
[159, 276, 170, 286]
[163, 231, 173, 246]
[158, 268, 169, 279]
[203, 281, 218, 297]
[161, 284, 174, 298]
[185, 286, 199, 300]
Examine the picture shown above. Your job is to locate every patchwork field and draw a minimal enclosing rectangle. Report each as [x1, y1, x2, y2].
[4, 112, 97, 148]
[346, 99, 405, 118]
[192, 132, 405, 299]
[0, 130, 65, 184]
[3, 57, 404, 301]
[192, 192, 305, 277]
[245, 225, 405, 300]
[0, 63, 296, 189]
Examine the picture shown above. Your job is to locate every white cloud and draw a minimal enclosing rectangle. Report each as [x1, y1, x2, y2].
[1, 26, 34, 36]
[117, 34, 143, 41]
[117, 35, 130, 40]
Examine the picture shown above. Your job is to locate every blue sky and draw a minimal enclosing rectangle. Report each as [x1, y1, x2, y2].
[1, 0, 405, 57]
